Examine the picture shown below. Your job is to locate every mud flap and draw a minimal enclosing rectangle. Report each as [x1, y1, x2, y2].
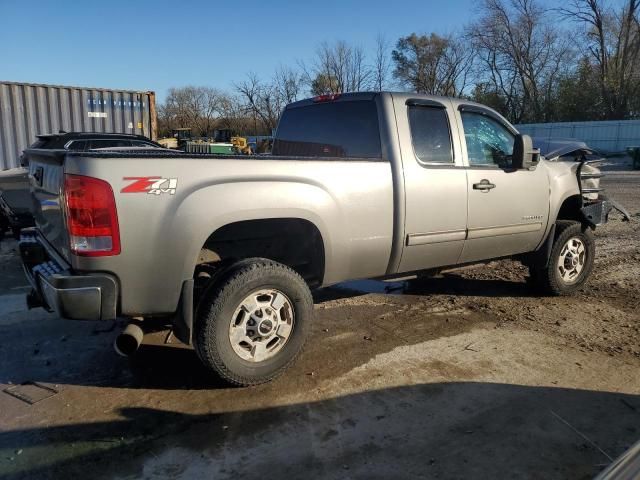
[528, 223, 557, 269]
[172, 279, 194, 345]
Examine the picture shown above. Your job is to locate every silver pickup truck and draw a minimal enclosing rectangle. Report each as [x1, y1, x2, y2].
[19, 92, 628, 386]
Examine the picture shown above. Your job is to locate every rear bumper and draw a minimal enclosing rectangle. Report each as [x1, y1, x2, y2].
[19, 229, 118, 320]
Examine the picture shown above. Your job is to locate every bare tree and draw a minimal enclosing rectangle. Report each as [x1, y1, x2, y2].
[273, 65, 304, 104]
[373, 34, 392, 91]
[159, 86, 225, 136]
[391, 33, 474, 96]
[235, 68, 304, 132]
[469, 0, 574, 123]
[302, 40, 373, 94]
[560, 0, 640, 119]
[216, 94, 253, 134]
[235, 73, 279, 132]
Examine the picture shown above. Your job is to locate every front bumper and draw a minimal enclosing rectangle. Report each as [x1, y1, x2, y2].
[581, 197, 631, 227]
[19, 229, 118, 320]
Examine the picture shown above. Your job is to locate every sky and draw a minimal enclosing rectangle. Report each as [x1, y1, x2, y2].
[1, 0, 478, 102]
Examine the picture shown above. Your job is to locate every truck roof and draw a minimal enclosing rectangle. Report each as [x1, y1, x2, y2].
[285, 91, 491, 109]
[284, 91, 513, 132]
[35, 132, 152, 140]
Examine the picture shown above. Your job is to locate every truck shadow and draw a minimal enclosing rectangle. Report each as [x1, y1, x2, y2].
[0, 382, 638, 479]
[1, 273, 538, 392]
[126, 344, 228, 389]
[317, 271, 534, 303]
[405, 273, 534, 297]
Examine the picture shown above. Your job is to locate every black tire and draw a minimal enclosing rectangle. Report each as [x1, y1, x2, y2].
[194, 258, 314, 386]
[529, 220, 595, 296]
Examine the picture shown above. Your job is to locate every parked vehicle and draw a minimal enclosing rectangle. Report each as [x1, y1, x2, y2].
[18, 92, 629, 386]
[0, 133, 163, 238]
[0, 168, 31, 239]
[0, 81, 157, 172]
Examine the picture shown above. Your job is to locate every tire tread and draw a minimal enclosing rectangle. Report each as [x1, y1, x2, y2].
[530, 220, 595, 296]
[194, 258, 313, 386]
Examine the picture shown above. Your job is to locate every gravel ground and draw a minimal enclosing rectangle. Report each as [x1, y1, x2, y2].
[0, 165, 638, 479]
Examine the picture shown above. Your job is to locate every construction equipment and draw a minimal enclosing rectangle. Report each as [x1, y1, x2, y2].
[184, 141, 235, 154]
[172, 128, 192, 149]
[158, 129, 258, 155]
[158, 128, 192, 149]
[157, 137, 178, 149]
[231, 136, 253, 155]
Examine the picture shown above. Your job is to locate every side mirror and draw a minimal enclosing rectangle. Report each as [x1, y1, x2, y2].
[513, 134, 540, 170]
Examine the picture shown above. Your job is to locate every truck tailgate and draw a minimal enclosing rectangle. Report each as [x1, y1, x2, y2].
[25, 150, 70, 261]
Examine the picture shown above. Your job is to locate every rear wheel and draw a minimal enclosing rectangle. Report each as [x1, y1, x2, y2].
[194, 258, 313, 386]
[528, 221, 595, 295]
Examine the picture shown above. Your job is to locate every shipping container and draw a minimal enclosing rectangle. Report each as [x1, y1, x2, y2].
[516, 119, 640, 154]
[0, 81, 157, 170]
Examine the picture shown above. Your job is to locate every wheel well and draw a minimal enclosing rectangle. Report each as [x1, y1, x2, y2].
[556, 195, 583, 222]
[197, 218, 325, 288]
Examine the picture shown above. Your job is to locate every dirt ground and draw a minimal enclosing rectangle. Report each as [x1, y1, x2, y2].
[0, 162, 639, 479]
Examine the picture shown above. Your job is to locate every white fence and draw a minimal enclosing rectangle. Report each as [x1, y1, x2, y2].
[516, 120, 640, 154]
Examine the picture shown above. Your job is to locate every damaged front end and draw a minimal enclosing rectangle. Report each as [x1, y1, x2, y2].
[534, 137, 631, 227]
[577, 159, 631, 227]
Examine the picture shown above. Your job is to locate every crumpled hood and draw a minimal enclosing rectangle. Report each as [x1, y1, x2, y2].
[533, 137, 596, 160]
[535, 138, 604, 201]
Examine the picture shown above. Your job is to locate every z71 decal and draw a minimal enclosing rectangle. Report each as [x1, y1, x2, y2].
[121, 177, 178, 195]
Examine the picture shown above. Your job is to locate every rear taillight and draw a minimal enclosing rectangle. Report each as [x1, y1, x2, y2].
[64, 174, 120, 257]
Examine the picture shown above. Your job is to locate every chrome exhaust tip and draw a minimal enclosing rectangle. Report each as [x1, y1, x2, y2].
[114, 323, 144, 357]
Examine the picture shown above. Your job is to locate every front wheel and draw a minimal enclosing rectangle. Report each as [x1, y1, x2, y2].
[529, 221, 595, 296]
[194, 258, 314, 386]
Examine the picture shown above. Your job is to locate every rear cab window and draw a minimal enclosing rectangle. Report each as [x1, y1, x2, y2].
[273, 100, 382, 159]
[407, 106, 453, 165]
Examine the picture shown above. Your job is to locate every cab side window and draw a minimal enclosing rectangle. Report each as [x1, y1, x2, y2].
[65, 140, 87, 151]
[131, 141, 156, 148]
[87, 139, 132, 149]
[461, 112, 514, 168]
[408, 106, 453, 164]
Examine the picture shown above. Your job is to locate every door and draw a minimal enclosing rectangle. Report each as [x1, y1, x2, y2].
[456, 107, 550, 263]
[395, 96, 468, 273]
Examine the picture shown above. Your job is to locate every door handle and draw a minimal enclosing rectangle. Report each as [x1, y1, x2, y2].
[473, 179, 496, 192]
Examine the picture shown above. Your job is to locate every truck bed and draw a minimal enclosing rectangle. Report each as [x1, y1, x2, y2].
[25, 148, 395, 315]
